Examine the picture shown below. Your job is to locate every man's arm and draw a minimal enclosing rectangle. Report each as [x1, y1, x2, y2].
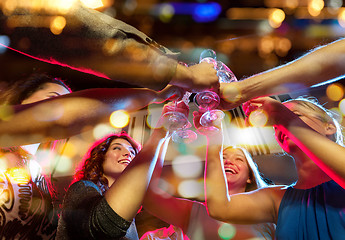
[0, 86, 179, 147]
[3, 1, 218, 92]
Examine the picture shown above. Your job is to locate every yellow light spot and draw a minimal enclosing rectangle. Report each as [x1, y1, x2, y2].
[62, 142, 76, 158]
[0, 158, 8, 172]
[338, 99, 345, 115]
[7, 168, 30, 184]
[50, 16, 66, 35]
[159, 4, 175, 23]
[326, 83, 344, 101]
[109, 110, 130, 128]
[248, 109, 268, 127]
[268, 9, 285, 28]
[338, 8, 345, 27]
[222, 84, 241, 103]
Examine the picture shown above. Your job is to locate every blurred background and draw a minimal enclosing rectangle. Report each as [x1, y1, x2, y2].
[1, 0, 345, 237]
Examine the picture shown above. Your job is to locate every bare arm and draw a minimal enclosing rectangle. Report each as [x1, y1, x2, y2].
[4, 2, 218, 92]
[203, 122, 276, 224]
[0, 86, 180, 147]
[104, 127, 169, 221]
[142, 136, 195, 232]
[220, 38, 345, 109]
[245, 97, 345, 189]
[143, 101, 195, 232]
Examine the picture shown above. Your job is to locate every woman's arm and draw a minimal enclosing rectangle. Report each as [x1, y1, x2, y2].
[245, 97, 345, 188]
[220, 37, 345, 109]
[104, 127, 169, 221]
[0, 86, 181, 147]
[142, 105, 195, 232]
[202, 116, 276, 224]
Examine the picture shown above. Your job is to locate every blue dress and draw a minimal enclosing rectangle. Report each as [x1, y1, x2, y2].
[276, 180, 345, 240]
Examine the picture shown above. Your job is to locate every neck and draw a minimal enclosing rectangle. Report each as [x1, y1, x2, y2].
[227, 183, 246, 195]
[292, 151, 331, 189]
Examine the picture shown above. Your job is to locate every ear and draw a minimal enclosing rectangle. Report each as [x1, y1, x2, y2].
[325, 123, 337, 136]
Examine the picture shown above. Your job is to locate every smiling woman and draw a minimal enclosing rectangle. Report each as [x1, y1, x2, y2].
[56, 103, 177, 239]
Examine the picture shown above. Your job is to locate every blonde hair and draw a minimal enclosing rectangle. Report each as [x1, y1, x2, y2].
[223, 146, 269, 192]
[284, 97, 344, 147]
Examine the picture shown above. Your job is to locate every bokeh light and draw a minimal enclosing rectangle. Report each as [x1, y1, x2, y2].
[178, 179, 203, 198]
[62, 142, 77, 158]
[268, 8, 285, 28]
[0, 157, 8, 172]
[338, 98, 345, 115]
[172, 155, 203, 179]
[0, 35, 10, 54]
[248, 110, 268, 127]
[109, 110, 130, 128]
[54, 155, 72, 173]
[50, 16, 66, 35]
[159, 3, 175, 23]
[326, 83, 344, 101]
[7, 168, 30, 184]
[93, 123, 116, 139]
[80, 0, 103, 9]
[218, 223, 236, 240]
[222, 84, 241, 103]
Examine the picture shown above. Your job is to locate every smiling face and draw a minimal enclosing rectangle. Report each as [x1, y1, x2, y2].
[102, 138, 136, 185]
[223, 148, 251, 191]
[21, 82, 70, 104]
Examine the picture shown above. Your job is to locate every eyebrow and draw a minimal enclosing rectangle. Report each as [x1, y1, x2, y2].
[110, 142, 135, 152]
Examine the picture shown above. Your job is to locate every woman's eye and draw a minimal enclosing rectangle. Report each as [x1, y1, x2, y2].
[113, 147, 121, 150]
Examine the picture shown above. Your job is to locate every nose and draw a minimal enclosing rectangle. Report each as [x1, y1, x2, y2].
[122, 150, 130, 158]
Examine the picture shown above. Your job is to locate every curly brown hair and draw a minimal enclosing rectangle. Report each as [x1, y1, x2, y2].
[74, 132, 141, 194]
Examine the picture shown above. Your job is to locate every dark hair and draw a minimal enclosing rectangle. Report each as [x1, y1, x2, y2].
[0, 73, 71, 105]
[74, 132, 141, 194]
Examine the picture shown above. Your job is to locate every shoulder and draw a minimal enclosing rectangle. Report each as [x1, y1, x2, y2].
[65, 180, 102, 198]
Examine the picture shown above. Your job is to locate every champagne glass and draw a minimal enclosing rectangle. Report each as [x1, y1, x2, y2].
[194, 49, 223, 131]
[171, 92, 197, 143]
[161, 91, 197, 143]
[194, 49, 238, 131]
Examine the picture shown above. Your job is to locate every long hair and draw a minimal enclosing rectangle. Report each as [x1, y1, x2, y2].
[284, 97, 344, 147]
[0, 72, 71, 105]
[74, 132, 141, 194]
[223, 146, 269, 192]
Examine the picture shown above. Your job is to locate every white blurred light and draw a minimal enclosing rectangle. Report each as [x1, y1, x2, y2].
[109, 110, 130, 128]
[178, 180, 203, 198]
[172, 155, 203, 179]
[80, 0, 103, 9]
[93, 123, 116, 139]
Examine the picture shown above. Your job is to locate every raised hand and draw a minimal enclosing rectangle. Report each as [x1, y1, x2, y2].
[171, 62, 219, 92]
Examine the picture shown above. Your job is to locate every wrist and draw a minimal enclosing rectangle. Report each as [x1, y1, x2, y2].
[169, 64, 192, 89]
